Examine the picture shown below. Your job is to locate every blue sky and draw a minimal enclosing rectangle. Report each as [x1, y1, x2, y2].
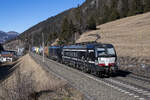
[0, 0, 85, 33]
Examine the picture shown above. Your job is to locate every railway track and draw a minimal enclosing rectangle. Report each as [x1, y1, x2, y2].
[117, 71, 150, 84]
[106, 78, 150, 99]
[129, 74, 150, 83]
[30, 53, 150, 100]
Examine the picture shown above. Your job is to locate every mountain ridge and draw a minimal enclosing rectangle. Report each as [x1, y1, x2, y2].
[18, 0, 150, 46]
[0, 30, 19, 43]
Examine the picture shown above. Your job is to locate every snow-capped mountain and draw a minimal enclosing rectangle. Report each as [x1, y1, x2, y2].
[0, 31, 19, 43]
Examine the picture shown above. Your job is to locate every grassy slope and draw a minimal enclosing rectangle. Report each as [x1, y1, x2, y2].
[76, 12, 150, 57]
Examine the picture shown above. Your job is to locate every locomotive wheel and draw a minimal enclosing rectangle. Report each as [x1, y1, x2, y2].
[87, 69, 91, 74]
[98, 72, 104, 78]
[84, 66, 89, 73]
[60, 60, 63, 64]
[81, 66, 84, 72]
[107, 69, 112, 77]
[76, 64, 80, 70]
[105, 73, 110, 78]
[91, 69, 98, 76]
[83, 65, 87, 73]
[86, 67, 91, 74]
[84, 64, 90, 73]
[73, 63, 76, 68]
[62, 61, 64, 64]
[108, 71, 111, 77]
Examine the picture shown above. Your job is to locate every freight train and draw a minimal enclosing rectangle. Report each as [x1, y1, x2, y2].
[32, 42, 118, 77]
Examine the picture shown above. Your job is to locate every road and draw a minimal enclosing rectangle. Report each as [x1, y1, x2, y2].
[31, 53, 150, 100]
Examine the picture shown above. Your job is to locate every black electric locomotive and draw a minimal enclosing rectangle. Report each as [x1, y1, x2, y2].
[62, 42, 118, 77]
[49, 46, 62, 62]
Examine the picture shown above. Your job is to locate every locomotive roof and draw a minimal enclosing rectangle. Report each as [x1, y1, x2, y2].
[49, 46, 62, 49]
[63, 43, 114, 49]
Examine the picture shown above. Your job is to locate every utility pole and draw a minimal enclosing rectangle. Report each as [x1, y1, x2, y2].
[42, 33, 45, 62]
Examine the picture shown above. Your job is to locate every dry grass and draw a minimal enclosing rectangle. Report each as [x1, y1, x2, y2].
[0, 55, 83, 100]
[76, 12, 150, 58]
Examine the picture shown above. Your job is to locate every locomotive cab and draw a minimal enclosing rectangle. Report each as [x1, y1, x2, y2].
[94, 44, 118, 74]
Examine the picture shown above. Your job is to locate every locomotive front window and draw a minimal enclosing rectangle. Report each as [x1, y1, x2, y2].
[97, 48, 106, 56]
[97, 48, 115, 56]
[107, 48, 115, 55]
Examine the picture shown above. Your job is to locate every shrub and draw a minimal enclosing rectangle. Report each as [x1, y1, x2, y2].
[1, 69, 36, 100]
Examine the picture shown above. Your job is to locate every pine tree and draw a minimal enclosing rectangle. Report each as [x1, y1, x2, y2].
[69, 20, 76, 34]
[110, 9, 120, 21]
[58, 17, 76, 45]
[144, 0, 150, 12]
[121, 0, 129, 17]
[69, 20, 76, 43]
[59, 17, 70, 44]
[87, 16, 96, 30]
[135, 0, 144, 14]
[102, 5, 111, 23]
[47, 32, 57, 44]
[75, 5, 84, 33]
[128, 0, 144, 16]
